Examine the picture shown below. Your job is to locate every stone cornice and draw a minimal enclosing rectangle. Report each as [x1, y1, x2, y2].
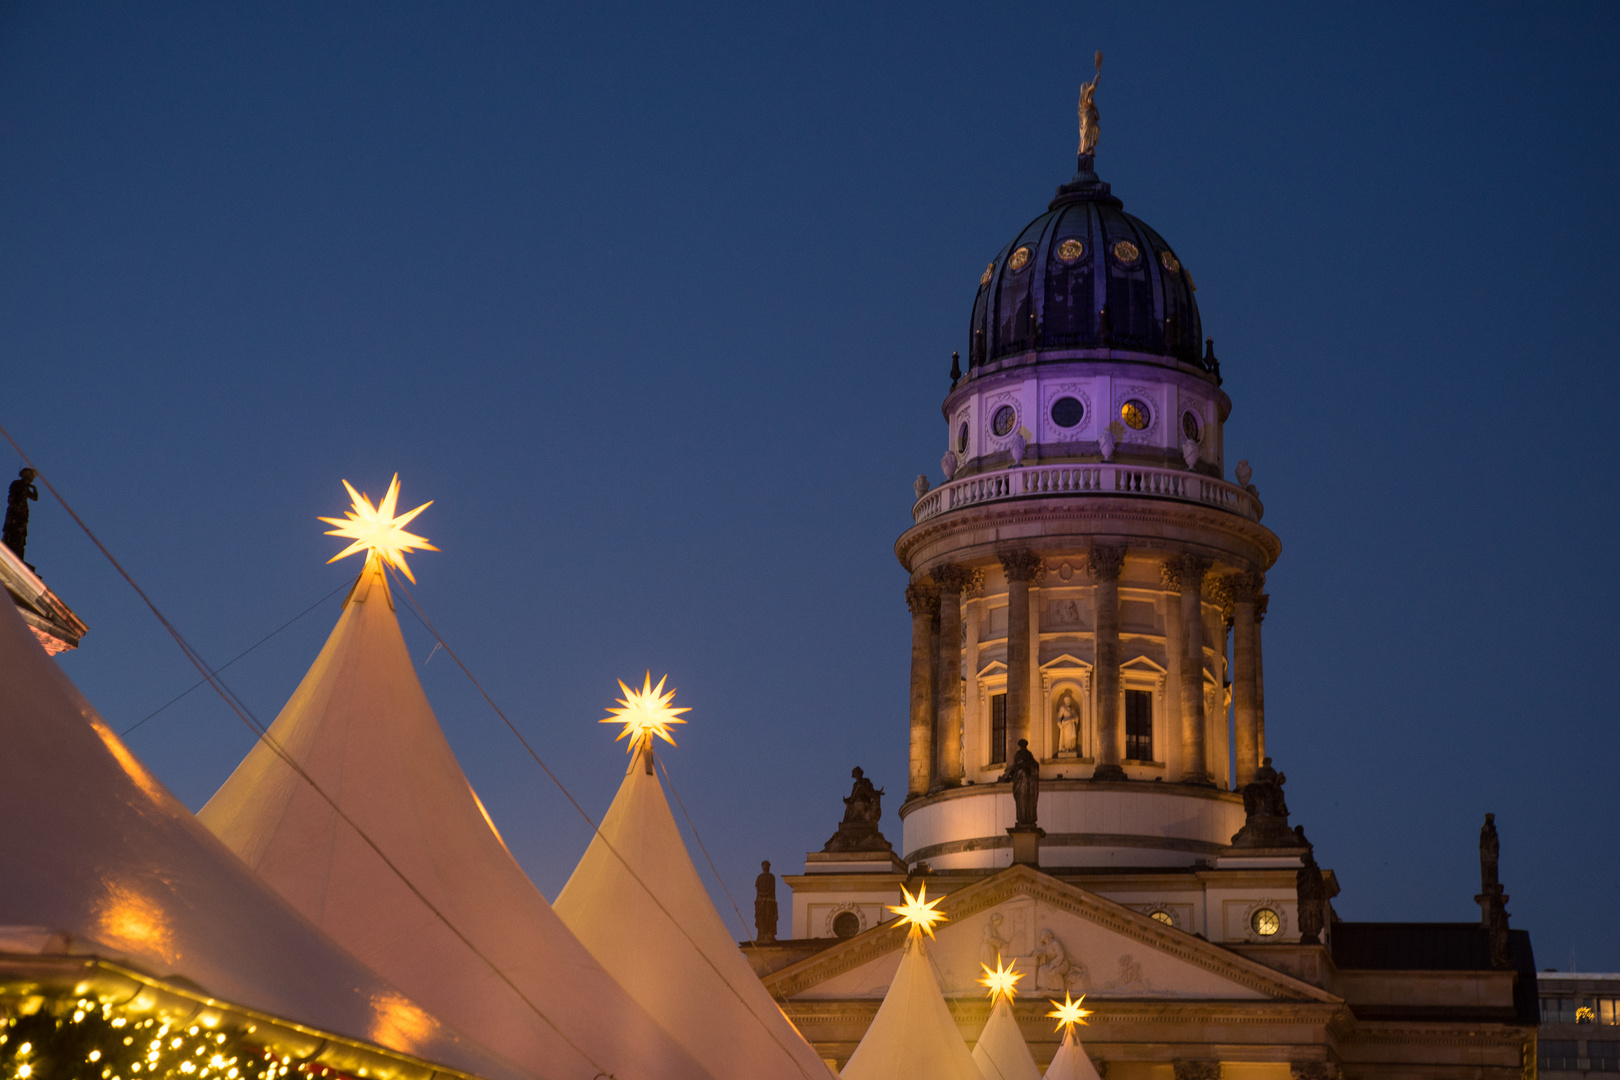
[898, 777, 1243, 820]
[763, 864, 1341, 1004]
[895, 494, 1282, 575]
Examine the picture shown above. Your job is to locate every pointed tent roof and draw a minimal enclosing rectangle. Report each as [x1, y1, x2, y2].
[837, 933, 984, 1080]
[199, 559, 714, 1080]
[552, 744, 833, 1080]
[0, 575, 519, 1080]
[1043, 1029, 1103, 1080]
[973, 995, 1041, 1080]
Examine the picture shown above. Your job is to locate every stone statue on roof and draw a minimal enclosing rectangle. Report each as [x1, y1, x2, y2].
[4, 468, 39, 564]
[1078, 51, 1102, 155]
[754, 860, 778, 943]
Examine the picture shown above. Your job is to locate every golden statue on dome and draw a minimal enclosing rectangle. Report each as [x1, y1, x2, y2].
[1078, 50, 1102, 155]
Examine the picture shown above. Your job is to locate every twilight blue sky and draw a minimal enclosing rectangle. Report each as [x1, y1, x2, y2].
[2, 4, 1616, 969]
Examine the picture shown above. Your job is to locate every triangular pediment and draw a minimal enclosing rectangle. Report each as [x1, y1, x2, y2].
[1039, 654, 1091, 673]
[977, 660, 1009, 679]
[1119, 655, 1168, 675]
[764, 866, 1339, 1005]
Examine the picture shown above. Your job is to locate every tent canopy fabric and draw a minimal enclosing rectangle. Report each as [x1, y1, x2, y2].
[834, 933, 984, 1080]
[972, 995, 1041, 1080]
[0, 579, 521, 1080]
[199, 559, 714, 1080]
[553, 744, 833, 1080]
[1042, 1028, 1103, 1080]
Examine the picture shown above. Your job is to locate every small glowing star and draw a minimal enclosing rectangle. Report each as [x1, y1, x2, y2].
[319, 474, 438, 583]
[979, 954, 1024, 1002]
[601, 672, 689, 752]
[1047, 991, 1093, 1033]
[886, 884, 947, 939]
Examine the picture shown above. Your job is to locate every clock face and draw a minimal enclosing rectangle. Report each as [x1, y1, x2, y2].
[1251, 908, 1280, 937]
[1120, 399, 1151, 431]
[992, 405, 1017, 437]
[1051, 396, 1084, 429]
[1182, 411, 1201, 442]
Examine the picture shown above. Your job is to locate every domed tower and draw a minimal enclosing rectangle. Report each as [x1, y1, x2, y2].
[895, 138, 1279, 872]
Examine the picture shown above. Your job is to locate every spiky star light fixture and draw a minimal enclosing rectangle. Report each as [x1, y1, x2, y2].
[319, 474, 437, 582]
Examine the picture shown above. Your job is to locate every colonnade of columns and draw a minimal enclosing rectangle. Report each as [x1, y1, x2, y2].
[903, 548, 1268, 799]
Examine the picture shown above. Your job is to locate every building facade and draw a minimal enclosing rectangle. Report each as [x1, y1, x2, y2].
[1538, 973, 1620, 1076]
[746, 139, 1539, 1079]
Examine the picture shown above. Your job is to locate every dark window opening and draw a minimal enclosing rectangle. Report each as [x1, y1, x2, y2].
[1593, 1042, 1620, 1071]
[1125, 689, 1153, 761]
[990, 693, 1007, 765]
[832, 911, 861, 939]
[1542, 1041, 1579, 1071]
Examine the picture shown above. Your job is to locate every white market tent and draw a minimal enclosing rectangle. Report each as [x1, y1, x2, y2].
[199, 557, 715, 1080]
[1043, 1028, 1103, 1080]
[552, 743, 834, 1080]
[972, 994, 1042, 1080]
[0, 579, 520, 1080]
[837, 930, 985, 1080]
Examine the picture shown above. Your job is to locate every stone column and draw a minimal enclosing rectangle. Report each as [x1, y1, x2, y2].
[1000, 549, 1042, 759]
[933, 564, 968, 788]
[1255, 593, 1269, 762]
[1088, 545, 1127, 780]
[904, 581, 940, 799]
[1171, 554, 1213, 786]
[1229, 571, 1264, 788]
[1158, 562, 1184, 780]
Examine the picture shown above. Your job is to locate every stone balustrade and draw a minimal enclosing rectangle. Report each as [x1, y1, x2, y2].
[911, 463, 1262, 524]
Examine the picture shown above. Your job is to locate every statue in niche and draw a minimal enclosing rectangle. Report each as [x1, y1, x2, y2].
[1054, 690, 1081, 756]
[754, 860, 778, 943]
[1003, 739, 1040, 827]
[1035, 929, 1088, 993]
[822, 766, 895, 853]
[1051, 598, 1081, 626]
[1295, 828, 1326, 944]
[1078, 51, 1102, 155]
[980, 912, 1011, 969]
[3, 468, 39, 563]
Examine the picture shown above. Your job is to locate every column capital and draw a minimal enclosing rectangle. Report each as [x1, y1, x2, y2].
[1227, 570, 1266, 604]
[931, 564, 969, 593]
[1159, 553, 1212, 590]
[905, 581, 940, 617]
[1087, 544, 1126, 582]
[1256, 593, 1270, 623]
[999, 548, 1043, 583]
[1205, 575, 1235, 618]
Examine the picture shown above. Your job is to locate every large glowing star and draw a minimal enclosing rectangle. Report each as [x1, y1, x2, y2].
[1047, 991, 1093, 1033]
[886, 884, 947, 939]
[601, 672, 690, 753]
[979, 955, 1024, 1003]
[319, 474, 438, 583]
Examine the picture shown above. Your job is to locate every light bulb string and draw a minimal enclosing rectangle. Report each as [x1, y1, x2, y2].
[388, 576, 823, 1080]
[0, 423, 605, 1080]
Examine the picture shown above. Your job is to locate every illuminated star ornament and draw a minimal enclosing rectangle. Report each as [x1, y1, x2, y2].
[886, 884, 947, 939]
[319, 474, 438, 582]
[601, 672, 690, 753]
[1047, 991, 1093, 1033]
[979, 955, 1024, 1003]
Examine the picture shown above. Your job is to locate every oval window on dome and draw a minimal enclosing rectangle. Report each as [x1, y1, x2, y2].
[1056, 238, 1085, 264]
[1051, 396, 1084, 429]
[1112, 239, 1141, 265]
[980, 262, 995, 287]
[991, 405, 1017, 438]
[957, 423, 969, 454]
[1007, 246, 1031, 272]
[1182, 411, 1201, 442]
[1160, 250, 1181, 273]
[1251, 908, 1280, 937]
[1120, 399, 1151, 431]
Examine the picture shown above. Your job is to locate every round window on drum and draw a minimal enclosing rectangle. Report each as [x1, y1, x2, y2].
[1120, 399, 1151, 431]
[1051, 397, 1084, 429]
[991, 405, 1017, 437]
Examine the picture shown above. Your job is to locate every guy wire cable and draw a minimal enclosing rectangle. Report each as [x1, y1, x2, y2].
[389, 575, 822, 1080]
[655, 755, 757, 947]
[0, 423, 605, 1080]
